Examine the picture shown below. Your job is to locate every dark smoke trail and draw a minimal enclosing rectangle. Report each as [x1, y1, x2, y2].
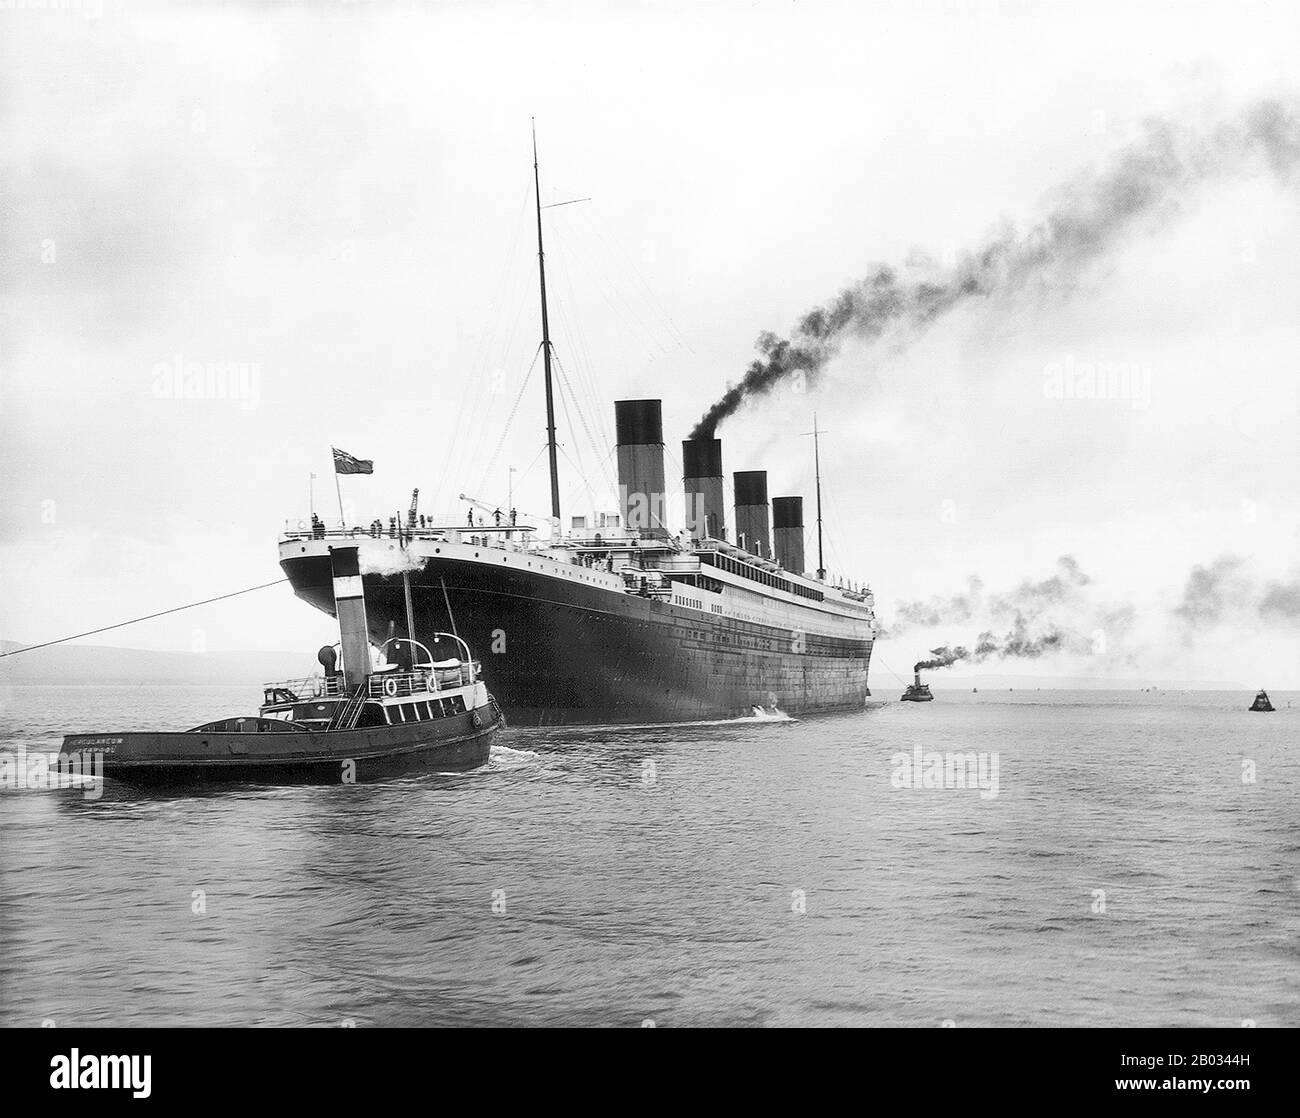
[914, 618, 1075, 674]
[914, 645, 966, 673]
[691, 98, 1300, 437]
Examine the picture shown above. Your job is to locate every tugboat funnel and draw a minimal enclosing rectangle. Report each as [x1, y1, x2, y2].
[329, 545, 372, 690]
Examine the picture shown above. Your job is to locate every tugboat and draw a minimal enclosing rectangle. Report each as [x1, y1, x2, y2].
[1249, 689, 1275, 712]
[62, 545, 504, 786]
[900, 670, 934, 703]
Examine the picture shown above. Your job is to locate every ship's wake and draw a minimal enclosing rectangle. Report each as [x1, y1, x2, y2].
[486, 743, 542, 770]
[747, 705, 795, 722]
[422, 744, 542, 778]
[519, 707, 800, 735]
[586, 708, 797, 730]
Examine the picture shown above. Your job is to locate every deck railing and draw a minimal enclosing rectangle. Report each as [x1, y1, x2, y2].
[261, 665, 483, 705]
[262, 675, 347, 701]
[365, 663, 479, 699]
[281, 521, 536, 545]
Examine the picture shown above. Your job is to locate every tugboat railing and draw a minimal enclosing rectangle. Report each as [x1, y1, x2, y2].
[262, 675, 347, 702]
[366, 663, 479, 699]
[263, 659, 481, 708]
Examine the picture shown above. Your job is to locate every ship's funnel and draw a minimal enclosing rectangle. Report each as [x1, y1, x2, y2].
[615, 399, 668, 539]
[734, 470, 770, 558]
[329, 545, 372, 690]
[682, 436, 725, 540]
[772, 496, 805, 575]
[915, 670, 921, 688]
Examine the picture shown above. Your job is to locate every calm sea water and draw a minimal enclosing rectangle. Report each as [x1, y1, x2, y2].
[1, 684, 1297, 1027]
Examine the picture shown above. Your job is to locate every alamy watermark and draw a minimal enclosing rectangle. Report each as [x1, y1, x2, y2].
[50, 1049, 150, 1098]
[1043, 355, 1152, 410]
[151, 353, 261, 410]
[891, 746, 1000, 800]
[0, 745, 104, 800]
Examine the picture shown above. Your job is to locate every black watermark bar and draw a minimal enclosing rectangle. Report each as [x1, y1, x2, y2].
[1, 1027, 1290, 1106]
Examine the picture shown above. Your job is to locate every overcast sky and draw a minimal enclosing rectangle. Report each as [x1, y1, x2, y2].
[2, 0, 1297, 686]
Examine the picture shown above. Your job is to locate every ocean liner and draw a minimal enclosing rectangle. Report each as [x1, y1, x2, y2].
[279, 137, 877, 726]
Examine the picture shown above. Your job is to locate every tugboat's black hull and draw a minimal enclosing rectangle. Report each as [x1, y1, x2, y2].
[282, 552, 874, 726]
[65, 711, 499, 788]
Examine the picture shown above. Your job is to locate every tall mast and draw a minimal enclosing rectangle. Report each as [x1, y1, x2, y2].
[812, 413, 826, 581]
[532, 120, 562, 526]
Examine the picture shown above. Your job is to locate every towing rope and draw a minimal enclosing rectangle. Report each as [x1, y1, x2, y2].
[0, 578, 291, 659]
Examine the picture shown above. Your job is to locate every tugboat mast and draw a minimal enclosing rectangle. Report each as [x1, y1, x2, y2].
[532, 120, 562, 527]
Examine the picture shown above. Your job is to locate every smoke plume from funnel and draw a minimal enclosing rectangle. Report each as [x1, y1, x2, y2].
[690, 98, 1300, 438]
[914, 646, 966, 673]
[914, 619, 1072, 674]
[890, 553, 1300, 680]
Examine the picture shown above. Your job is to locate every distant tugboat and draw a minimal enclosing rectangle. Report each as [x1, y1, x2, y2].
[1249, 689, 1275, 712]
[901, 670, 934, 703]
[62, 545, 504, 786]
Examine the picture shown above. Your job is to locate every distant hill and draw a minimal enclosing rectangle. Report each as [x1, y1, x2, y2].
[0, 641, 311, 685]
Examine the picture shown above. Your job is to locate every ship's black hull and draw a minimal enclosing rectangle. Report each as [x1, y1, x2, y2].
[282, 551, 873, 726]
